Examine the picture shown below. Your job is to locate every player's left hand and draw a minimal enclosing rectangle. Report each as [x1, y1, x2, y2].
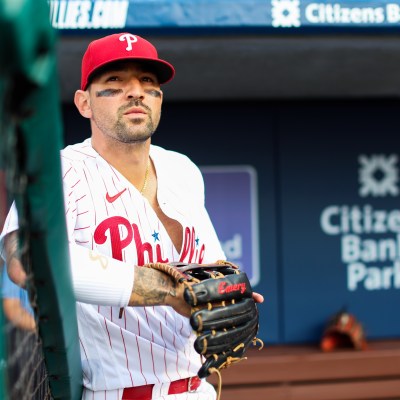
[144, 260, 264, 379]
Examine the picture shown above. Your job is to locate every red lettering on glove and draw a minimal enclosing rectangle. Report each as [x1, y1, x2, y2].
[218, 281, 246, 294]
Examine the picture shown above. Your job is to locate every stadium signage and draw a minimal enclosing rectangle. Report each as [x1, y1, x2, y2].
[48, 0, 400, 30]
[200, 166, 260, 287]
[320, 154, 400, 292]
[49, 0, 129, 29]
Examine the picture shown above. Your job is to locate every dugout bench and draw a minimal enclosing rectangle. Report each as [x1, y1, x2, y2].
[208, 339, 400, 400]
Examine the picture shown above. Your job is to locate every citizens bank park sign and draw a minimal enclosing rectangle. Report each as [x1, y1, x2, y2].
[320, 154, 400, 292]
[49, 0, 400, 30]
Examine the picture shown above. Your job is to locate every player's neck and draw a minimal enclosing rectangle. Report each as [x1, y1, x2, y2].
[91, 135, 151, 191]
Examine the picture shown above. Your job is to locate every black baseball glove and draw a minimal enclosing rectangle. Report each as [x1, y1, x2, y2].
[144, 260, 263, 379]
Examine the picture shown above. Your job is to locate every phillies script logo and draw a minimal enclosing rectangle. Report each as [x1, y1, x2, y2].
[218, 281, 247, 295]
[93, 216, 205, 265]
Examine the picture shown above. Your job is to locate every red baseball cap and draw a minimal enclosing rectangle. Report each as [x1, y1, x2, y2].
[81, 33, 175, 90]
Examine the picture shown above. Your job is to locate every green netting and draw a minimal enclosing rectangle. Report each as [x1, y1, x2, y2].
[0, 0, 82, 398]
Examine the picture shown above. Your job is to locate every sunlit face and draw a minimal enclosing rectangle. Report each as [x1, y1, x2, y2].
[87, 61, 163, 144]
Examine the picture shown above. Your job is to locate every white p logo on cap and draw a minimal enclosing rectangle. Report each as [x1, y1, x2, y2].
[119, 34, 138, 51]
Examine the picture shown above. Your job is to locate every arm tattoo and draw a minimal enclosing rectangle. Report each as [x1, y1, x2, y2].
[132, 266, 177, 305]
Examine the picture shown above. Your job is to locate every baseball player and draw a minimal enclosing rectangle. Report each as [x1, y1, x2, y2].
[0, 33, 264, 400]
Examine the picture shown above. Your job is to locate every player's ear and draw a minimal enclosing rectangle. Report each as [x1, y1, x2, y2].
[74, 90, 92, 118]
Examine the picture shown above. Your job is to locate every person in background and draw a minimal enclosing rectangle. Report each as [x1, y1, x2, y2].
[1, 259, 43, 400]
[2, 260, 35, 331]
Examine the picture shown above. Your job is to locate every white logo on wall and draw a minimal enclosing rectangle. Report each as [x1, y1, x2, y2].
[359, 154, 399, 197]
[271, 0, 301, 27]
[320, 154, 400, 292]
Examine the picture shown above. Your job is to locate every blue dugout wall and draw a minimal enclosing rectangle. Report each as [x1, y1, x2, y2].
[62, 99, 400, 346]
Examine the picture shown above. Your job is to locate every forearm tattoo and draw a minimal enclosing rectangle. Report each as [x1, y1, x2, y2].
[133, 267, 177, 305]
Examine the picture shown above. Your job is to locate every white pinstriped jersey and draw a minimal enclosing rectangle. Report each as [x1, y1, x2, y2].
[61, 139, 225, 399]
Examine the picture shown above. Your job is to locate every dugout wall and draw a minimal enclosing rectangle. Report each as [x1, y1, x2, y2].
[62, 97, 400, 346]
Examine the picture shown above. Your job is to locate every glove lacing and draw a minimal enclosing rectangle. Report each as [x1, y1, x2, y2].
[207, 338, 264, 400]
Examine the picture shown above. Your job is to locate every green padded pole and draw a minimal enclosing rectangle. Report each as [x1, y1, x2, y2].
[0, 0, 82, 398]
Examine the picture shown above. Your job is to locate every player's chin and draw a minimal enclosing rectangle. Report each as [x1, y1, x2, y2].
[116, 130, 153, 144]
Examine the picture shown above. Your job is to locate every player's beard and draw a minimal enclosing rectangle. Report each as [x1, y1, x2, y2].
[116, 110, 161, 143]
[94, 101, 161, 144]
[116, 99, 161, 143]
